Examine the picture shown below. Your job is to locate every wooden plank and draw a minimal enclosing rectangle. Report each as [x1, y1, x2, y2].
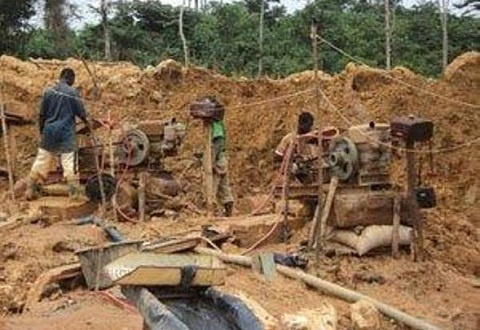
[43, 183, 85, 196]
[203, 122, 214, 216]
[392, 196, 401, 258]
[316, 176, 339, 258]
[142, 237, 201, 254]
[29, 197, 97, 220]
[138, 172, 147, 222]
[259, 253, 276, 281]
[308, 202, 322, 250]
[1, 103, 15, 200]
[142, 233, 229, 254]
[104, 253, 226, 287]
[24, 263, 81, 311]
[209, 214, 303, 248]
[406, 141, 423, 261]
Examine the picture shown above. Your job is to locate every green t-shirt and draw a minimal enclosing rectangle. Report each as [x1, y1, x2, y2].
[212, 120, 226, 159]
[212, 120, 226, 139]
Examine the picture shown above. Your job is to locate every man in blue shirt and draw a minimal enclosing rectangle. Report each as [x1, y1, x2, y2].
[26, 68, 90, 200]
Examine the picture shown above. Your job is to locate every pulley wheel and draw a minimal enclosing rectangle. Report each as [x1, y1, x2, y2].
[123, 129, 150, 166]
[85, 173, 118, 203]
[328, 137, 358, 181]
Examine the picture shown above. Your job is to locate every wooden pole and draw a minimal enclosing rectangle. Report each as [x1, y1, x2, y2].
[315, 175, 338, 261]
[195, 247, 442, 330]
[204, 122, 214, 216]
[309, 21, 325, 251]
[392, 195, 401, 258]
[308, 202, 321, 250]
[0, 104, 15, 200]
[108, 110, 118, 221]
[79, 59, 106, 217]
[406, 140, 423, 261]
[90, 131, 107, 218]
[138, 172, 146, 222]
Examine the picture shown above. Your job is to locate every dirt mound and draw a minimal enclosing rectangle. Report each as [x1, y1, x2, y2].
[444, 51, 480, 84]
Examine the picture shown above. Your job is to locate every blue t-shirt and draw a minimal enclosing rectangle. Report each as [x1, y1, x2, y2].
[39, 81, 88, 153]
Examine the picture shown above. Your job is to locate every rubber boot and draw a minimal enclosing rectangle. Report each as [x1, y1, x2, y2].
[25, 177, 41, 201]
[223, 201, 234, 217]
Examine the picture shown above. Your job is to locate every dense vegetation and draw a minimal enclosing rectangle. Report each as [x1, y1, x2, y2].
[1, 0, 479, 77]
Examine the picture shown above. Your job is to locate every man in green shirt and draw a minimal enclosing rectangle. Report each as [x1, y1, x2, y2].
[209, 98, 234, 217]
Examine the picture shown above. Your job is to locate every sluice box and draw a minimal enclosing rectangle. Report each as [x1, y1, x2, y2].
[103, 253, 227, 287]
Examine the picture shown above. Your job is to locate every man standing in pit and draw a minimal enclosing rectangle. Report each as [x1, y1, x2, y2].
[274, 111, 318, 181]
[209, 97, 234, 217]
[274, 111, 319, 218]
[25, 68, 91, 200]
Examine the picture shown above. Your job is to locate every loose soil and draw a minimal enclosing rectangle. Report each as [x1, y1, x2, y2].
[0, 53, 479, 329]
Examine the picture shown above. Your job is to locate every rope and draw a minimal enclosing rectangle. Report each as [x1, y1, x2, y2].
[144, 88, 317, 114]
[317, 87, 480, 154]
[317, 36, 480, 110]
[243, 136, 299, 255]
[250, 131, 313, 216]
[37, 84, 316, 115]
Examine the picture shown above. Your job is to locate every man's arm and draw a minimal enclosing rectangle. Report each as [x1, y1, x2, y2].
[273, 133, 291, 170]
[72, 91, 92, 130]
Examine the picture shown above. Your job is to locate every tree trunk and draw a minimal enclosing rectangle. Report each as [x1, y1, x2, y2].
[101, 0, 112, 61]
[44, 0, 68, 53]
[437, 0, 449, 72]
[258, 0, 265, 77]
[179, 4, 189, 67]
[385, 0, 392, 70]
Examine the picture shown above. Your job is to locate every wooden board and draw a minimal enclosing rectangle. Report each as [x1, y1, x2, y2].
[29, 196, 97, 220]
[328, 189, 398, 228]
[104, 253, 226, 287]
[210, 214, 303, 247]
[252, 253, 276, 281]
[142, 234, 229, 254]
[142, 237, 201, 254]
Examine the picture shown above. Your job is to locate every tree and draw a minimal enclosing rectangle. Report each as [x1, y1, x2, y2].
[437, 0, 450, 72]
[43, 0, 73, 56]
[385, 0, 392, 69]
[0, 0, 35, 55]
[179, 3, 189, 66]
[44, 0, 68, 36]
[101, 0, 112, 61]
[258, 0, 265, 76]
[21, 0, 477, 78]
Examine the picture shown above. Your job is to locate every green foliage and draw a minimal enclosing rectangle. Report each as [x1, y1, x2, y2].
[0, 0, 35, 55]
[3, 0, 479, 77]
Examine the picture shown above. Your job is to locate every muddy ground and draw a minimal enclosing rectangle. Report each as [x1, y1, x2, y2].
[0, 53, 479, 329]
